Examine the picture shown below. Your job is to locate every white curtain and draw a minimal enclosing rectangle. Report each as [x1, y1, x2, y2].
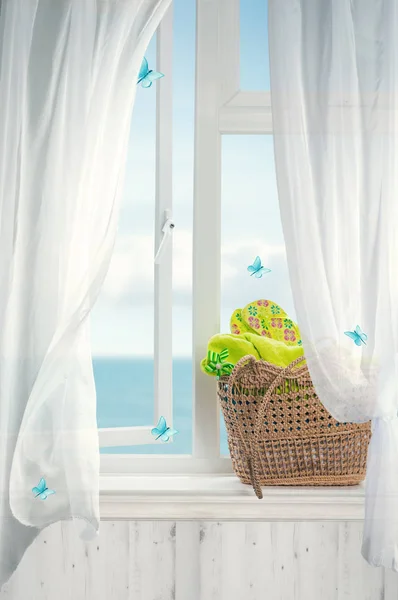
[269, 0, 398, 570]
[0, 0, 171, 587]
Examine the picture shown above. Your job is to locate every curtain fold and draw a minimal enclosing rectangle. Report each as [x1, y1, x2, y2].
[269, 0, 398, 569]
[0, 0, 171, 587]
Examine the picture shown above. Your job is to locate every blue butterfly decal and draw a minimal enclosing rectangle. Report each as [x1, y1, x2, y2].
[32, 478, 56, 501]
[344, 325, 368, 346]
[137, 57, 164, 88]
[247, 256, 271, 279]
[151, 416, 178, 443]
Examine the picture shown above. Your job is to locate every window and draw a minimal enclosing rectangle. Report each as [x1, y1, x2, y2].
[92, 34, 157, 451]
[93, 0, 197, 463]
[94, 0, 289, 474]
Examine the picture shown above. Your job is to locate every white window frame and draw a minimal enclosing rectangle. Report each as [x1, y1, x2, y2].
[100, 0, 273, 476]
[99, 5, 174, 450]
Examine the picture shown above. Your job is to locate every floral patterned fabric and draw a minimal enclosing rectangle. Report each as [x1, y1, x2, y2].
[201, 299, 304, 378]
[230, 299, 302, 346]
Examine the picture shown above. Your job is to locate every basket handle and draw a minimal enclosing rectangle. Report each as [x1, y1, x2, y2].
[226, 355, 271, 499]
[227, 354, 257, 391]
[225, 355, 306, 499]
[250, 356, 307, 499]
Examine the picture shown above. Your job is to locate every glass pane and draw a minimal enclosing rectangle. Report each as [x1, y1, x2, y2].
[220, 135, 295, 455]
[93, 34, 157, 445]
[240, 0, 270, 91]
[168, 0, 196, 454]
[94, 0, 196, 454]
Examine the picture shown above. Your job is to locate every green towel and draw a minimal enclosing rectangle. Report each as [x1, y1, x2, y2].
[201, 332, 304, 377]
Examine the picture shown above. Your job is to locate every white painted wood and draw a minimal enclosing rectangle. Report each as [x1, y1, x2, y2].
[384, 567, 398, 598]
[57, 522, 88, 599]
[128, 521, 176, 600]
[99, 424, 183, 447]
[219, 91, 273, 134]
[271, 522, 296, 600]
[198, 522, 223, 600]
[220, 522, 246, 599]
[2, 520, 397, 600]
[100, 455, 234, 475]
[293, 522, 339, 600]
[99, 475, 367, 522]
[218, 0, 240, 106]
[99, 425, 154, 447]
[82, 525, 105, 600]
[151, 522, 176, 600]
[154, 5, 174, 433]
[129, 522, 151, 599]
[227, 90, 272, 108]
[175, 522, 200, 600]
[1, 521, 65, 600]
[103, 522, 130, 599]
[337, 522, 385, 600]
[192, 0, 222, 459]
[243, 523, 275, 600]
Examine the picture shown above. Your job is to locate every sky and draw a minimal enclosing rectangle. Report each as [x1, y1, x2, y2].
[90, 0, 296, 358]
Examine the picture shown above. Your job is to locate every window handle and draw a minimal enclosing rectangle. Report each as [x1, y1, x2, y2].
[154, 209, 175, 264]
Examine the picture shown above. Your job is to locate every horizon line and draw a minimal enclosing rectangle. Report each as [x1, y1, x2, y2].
[92, 354, 192, 359]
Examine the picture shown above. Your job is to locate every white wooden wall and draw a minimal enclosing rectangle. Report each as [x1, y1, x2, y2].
[1, 520, 397, 600]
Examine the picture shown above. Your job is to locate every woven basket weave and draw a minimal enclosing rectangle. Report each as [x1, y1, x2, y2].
[217, 355, 371, 499]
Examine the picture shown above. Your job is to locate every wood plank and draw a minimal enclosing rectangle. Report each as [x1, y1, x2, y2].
[220, 522, 246, 600]
[59, 521, 91, 600]
[1, 523, 63, 600]
[150, 521, 176, 599]
[129, 521, 176, 600]
[1, 519, 393, 600]
[337, 522, 384, 600]
[243, 522, 275, 600]
[129, 522, 154, 600]
[198, 522, 223, 600]
[82, 523, 106, 600]
[270, 522, 295, 600]
[384, 567, 398, 599]
[292, 522, 339, 600]
[101, 522, 130, 600]
[175, 522, 200, 600]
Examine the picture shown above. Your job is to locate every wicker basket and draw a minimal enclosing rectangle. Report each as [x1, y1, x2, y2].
[217, 355, 371, 499]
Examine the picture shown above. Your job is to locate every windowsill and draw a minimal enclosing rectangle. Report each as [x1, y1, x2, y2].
[99, 474, 365, 521]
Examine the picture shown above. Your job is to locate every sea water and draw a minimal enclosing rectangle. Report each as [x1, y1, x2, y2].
[93, 357, 229, 455]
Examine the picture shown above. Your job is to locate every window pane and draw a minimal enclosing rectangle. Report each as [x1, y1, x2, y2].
[170, 0, 196, 454]
[240, 0, 270, 91]
[220, 135, 295, 455]
[93, 35, 157, 446]
[94, 0, 196, 454]
[129, 0, 196, 455]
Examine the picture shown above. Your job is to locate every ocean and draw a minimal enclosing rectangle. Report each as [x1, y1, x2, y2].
[93, 357, 229, 455]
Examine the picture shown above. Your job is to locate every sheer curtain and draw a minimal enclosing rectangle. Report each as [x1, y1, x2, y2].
[269, 0, 398, 570]
[0, 0, 171, 587]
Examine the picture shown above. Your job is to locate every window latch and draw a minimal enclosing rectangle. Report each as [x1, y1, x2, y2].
[154, 209, 175, 264]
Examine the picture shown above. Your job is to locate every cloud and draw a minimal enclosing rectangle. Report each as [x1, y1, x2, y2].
[99, 230, 192, 307]
[98, 230, 296, 320]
